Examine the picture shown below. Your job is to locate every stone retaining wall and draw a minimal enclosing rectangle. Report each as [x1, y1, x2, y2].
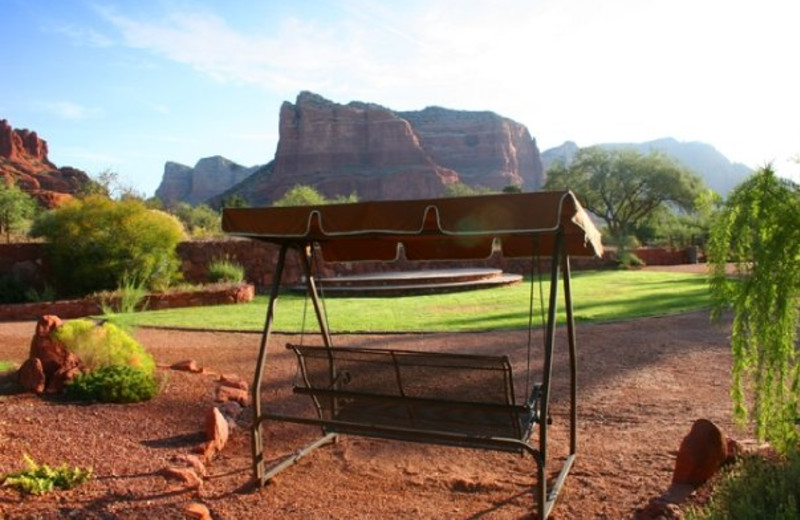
[0, 240, 700, 295]
[0, 283, 254, 322]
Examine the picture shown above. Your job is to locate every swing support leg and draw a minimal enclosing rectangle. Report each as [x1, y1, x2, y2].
[535, 230, 578, 520]
[252, 243, 289, 486]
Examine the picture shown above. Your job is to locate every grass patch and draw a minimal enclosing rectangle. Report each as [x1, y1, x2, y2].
[104, 270, 711, 333]
[0, 361, 16, 373]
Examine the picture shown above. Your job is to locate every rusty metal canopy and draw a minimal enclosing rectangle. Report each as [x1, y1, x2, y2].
[222, 190, 603, 262]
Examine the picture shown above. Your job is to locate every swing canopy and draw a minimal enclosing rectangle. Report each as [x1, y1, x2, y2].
[222, 190, 603, 261]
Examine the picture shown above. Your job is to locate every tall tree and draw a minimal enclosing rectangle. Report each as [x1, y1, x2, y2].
[273, 185, 358, 207]
[0, 182, 37, 243]
[708, 166, 800, 453]
[544, 147, 707, 240]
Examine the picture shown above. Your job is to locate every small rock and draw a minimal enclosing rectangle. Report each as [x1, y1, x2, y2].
[217, 400, 244, 420]
[171, 359, 201, 373]
[214, 385, 250, 406]
[672, 418, 727, 487]
[160, 466, 203, 488]
[205, 407, 229, 454]
[173, 454, 208, 477]
[217, 373, 249, 392]
[17, 358, 45, 394]
[183, 502, 212, 520]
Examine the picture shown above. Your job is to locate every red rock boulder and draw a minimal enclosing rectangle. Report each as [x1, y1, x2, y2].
[672, 418, 728, 487]
[18, 315, 82, 394]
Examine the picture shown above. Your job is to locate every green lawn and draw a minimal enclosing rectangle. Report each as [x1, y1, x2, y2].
[105, 270, 711, 333]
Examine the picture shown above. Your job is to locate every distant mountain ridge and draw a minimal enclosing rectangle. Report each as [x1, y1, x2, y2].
[156, 91, 544, 206]
[541, 138, 752, 195]
[155, 156, 262, 205]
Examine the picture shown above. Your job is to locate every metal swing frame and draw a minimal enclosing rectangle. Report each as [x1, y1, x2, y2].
[248, 231, 579, 520]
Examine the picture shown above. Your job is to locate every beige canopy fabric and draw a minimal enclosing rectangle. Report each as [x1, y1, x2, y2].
[222, 190, 603, 262]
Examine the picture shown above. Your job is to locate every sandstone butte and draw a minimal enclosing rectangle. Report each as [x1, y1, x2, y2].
[191, 91, 546, 206]
[0, 119, 90, 208]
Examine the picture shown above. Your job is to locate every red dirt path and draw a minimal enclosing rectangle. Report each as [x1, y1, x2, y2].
[0, 298, 737, 519]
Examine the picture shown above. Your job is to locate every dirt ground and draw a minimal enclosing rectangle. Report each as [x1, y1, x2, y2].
[0, 292, 739, 520]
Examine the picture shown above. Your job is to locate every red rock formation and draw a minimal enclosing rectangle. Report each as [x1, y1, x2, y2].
[17, 315, 82, 394]
[672, 418, 728, 487]
[0, 119, 91, 208]
[216, 92, 542, 206]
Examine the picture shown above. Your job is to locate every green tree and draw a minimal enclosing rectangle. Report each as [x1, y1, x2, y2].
[708, 166, 800, 453]
[442, 183, 496, 198]
[0, 182, 37, 243]
[30, 196, 186, 296]
[221, 194, 249, 208]
[545, 147, 707, 241]
[273, 185, 359, 206]
[78, 169, 144, 200]
[171, 202, 221, 238]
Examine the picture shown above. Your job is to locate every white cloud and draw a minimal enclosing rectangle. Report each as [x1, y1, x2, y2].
[36, 101, 102, 120]
[48, 22, 113, 47]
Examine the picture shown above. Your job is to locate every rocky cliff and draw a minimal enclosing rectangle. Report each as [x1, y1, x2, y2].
[210, 92, 544, 206]
[155, 156, 261, 205]
[0, 119, 90, 207]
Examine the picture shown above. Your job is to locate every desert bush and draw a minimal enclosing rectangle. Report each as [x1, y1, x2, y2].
[207, 258, 245, 284]
[66, 365, 158, 403]
[685, 453, 800, 519]
[56, 319, 158, 403]
[55, 319, 155, 375]
[98, 274, 149, 315]
[30, 196, 186, 297]
[1, 455, 91, 495]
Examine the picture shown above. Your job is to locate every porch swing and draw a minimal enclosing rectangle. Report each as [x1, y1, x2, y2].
[222, 190, 603, 520]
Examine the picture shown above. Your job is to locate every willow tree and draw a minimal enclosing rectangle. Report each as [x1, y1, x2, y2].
[708, 166, 800, 452]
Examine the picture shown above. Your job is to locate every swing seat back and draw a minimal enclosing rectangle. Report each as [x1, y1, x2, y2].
[288, 344, 537, 448]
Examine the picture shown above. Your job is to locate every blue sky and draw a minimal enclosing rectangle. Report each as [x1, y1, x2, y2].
[2, 0, 798, 197]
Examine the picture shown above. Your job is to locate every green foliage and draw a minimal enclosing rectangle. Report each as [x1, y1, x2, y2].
[66, 364, 158, 403]
[502, 184, 523, 194]
[0, 181, 37, 243]
[685, 454, 800, 520]
[55, 319, 155, 375]
[78, 169, 144, 201]
[0, 361, 16, 373]
[442, 183, 496, 197]
[0, 273, 28, 303]
[170, 202, 221, 238]
[545, 146, 708, 240]
[708, 166, 800, 452]
[221, 194, 249, 208]
[207, 258, 245, 284]
[273, 185, 359, 206]
[2, 455, 91, 495]
[98, 273, 149, 315]
[30, 196, 186, 296]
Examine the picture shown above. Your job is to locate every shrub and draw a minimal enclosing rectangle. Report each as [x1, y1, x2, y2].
[66, 365, 158, 403]
[55, 319, 155, 375]
[98, 273, 149, 315]
[2, 455, 91, 495]
[685, 453, 800, 519]
[57, 320, 159, 404]
[30, 196, 186, 297]
[0, 273, 27, 304]
[207, 258, 245, 284]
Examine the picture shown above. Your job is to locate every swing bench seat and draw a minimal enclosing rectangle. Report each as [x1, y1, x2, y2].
[271, 344, 542, 452]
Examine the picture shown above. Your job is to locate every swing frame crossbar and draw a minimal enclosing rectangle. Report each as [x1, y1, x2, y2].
[250, 230, 580, 520]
